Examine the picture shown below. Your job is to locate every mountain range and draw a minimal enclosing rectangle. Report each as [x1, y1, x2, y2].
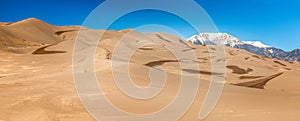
[187, 33, 300, 62]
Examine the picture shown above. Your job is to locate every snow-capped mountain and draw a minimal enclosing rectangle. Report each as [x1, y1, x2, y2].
[187, 33, 271, 48]
[187, 33, 300, 62]
[187, 33, 243, 47]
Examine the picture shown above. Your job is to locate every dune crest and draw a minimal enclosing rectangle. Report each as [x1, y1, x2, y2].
[0, 18, 80, 54]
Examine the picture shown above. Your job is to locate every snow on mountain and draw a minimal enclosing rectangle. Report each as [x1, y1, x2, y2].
[243, 41, 271, 48]
[187, 33, 270, 48]
[187, 33, 300, 62]
[268, 49, 274, 54]
[187, 33, 244, 47]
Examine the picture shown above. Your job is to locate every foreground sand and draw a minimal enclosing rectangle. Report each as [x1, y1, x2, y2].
[0, 18, 300, 121]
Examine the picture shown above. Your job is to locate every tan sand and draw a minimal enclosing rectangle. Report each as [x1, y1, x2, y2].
[0, 18, 299, 121]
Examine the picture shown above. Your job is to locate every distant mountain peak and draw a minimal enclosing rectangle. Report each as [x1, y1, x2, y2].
[188, 33, 270, 48]
[187, 33, 300, 62]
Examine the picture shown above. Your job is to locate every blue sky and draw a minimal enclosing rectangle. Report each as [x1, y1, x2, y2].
[0, 0, 299, 51]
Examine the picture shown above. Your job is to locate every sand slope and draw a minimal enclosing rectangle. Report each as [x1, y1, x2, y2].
[0, 18, 80, 54]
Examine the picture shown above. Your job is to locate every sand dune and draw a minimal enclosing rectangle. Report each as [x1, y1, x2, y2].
[0, 18, 300, 121]
[0, 22, 8, 25]
[0, 18, 80, 54]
